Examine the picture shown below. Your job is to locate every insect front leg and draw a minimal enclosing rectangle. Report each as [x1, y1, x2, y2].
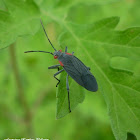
[54, 69, 64, 87]
[66, 74, 71, 113]
[48, 64, 60, 71]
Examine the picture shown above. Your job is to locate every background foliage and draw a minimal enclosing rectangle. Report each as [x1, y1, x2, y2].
[0, 0, 140, 140]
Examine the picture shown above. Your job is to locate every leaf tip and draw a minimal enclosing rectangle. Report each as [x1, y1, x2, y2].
[106, 16, 120, 29]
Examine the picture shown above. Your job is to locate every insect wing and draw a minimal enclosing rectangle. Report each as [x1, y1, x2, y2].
[63, 55, 98, 92]
[81, 73, 98, 92]
[63, 60, 85, 88]
[71, 56, 98, 91]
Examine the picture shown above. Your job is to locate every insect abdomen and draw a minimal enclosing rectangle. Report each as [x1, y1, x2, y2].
[81, 74, 98, 91]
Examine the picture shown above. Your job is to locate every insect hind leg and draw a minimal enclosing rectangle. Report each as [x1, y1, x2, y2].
[87, 67, 91, 70]
[54, 69, 64, 87]
[66, 74, 71, 113]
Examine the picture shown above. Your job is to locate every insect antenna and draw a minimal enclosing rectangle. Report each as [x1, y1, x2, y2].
[40, 19, 57, 51]
[24, 51, 53, 55]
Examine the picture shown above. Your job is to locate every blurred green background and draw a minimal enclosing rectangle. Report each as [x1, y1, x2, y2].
[0, 0, 139, 140]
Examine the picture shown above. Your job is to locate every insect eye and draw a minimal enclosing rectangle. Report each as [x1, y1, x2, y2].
[54, 55, 58, 59]
[59, 50, 62, 52]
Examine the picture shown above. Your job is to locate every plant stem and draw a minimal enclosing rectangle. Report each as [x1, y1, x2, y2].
[9, 43, 33, 137]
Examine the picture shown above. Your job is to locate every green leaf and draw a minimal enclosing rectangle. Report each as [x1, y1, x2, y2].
[0, 0, 6, 10]
[65, 1, 140, 29]
[56, 0, 119, 8]
[0, 0, 40, 49]
[56, 17, 119, 118]
[0, 0, 139, 139]
[56, 72, 85, 119]
[58, 16, 140, 140]
[110, 56, 140, 76]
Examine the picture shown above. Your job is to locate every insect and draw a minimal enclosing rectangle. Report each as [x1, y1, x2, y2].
[25, 20, 98, 113]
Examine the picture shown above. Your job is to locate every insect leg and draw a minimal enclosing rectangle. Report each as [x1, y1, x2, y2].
[54, 69, 64, 87]
[87, 67, 91, 70]
[48, 64, 60, 71]
[65, 46, 68, 53]
[72, 52, 74, 55]
[66, 74, 71, 113]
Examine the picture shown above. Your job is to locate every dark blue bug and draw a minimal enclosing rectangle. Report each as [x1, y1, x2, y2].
[25, 20, 98, 113]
